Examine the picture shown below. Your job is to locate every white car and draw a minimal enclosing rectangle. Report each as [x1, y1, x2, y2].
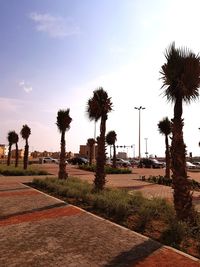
[115, 158, 131, 167]
[186, 161, 197, 169]
[43, 157, 58, 163]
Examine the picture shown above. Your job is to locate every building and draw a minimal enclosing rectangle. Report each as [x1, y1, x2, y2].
[79, 144, 97, 160]
[0, 144, 6, 158]
[116, 152, 127, 159]
[11, 149, 24, 158]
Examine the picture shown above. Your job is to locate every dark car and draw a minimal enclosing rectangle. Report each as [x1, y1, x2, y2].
[138, 158, 164, 168]
[68, 157, 89, 165]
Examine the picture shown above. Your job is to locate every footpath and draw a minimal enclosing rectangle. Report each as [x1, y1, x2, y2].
[0, 174, 200, 266]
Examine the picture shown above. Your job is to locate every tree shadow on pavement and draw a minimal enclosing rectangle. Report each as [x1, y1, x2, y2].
[105, 238, 162, 267]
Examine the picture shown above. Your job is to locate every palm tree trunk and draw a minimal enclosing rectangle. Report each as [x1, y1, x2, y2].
[171, 97, 194, 221]
[113, 144, 117, 168]
[59, 131, 67, 179]
[94, 116, 106, 191]
[24, 139, 29, 170]
[89, 145, 93, 166]
[7, 144, 11, 166]
[165, 135, 170, 179]
[15, 143, 18, 167]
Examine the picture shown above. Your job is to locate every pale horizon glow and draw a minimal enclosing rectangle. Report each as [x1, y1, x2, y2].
[1, 0, 200, 157]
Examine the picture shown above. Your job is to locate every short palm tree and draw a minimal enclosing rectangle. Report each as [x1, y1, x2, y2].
[158, 117, 171, 179]
[20, 125, 31, 169]
[160, 42, 200, 221]
[56, 109, 72, 179]
[87, 87, 113, 191]
[106, 131, 117, 168]
[87, 138, 96, 165]
[7, 131, 16, 166]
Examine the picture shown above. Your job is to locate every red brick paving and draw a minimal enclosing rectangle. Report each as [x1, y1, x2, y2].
[0, 190, 40, 197]
[133, 247, 200, 267]
[0, 205, 82, 227]
[0, 167, 200, 266]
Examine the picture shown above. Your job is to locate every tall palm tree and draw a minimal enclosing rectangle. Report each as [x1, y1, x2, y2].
[7, 131, 16, 166]
[87, 138, 96, 165]
[158, 117, 171, 179]
[87, 87, 113, 191]
[12, 132, 19, 167]
[160, 42, 200, 221]
[106, 131, 117, 168]
[20, 125, 31, 169]
[56, 109, 72, 179]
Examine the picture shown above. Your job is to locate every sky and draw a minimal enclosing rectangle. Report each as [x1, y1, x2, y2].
[1, 0, 200, 158]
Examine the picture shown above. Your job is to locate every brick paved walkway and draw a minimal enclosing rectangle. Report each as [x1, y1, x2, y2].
[0, 180, 199, 266]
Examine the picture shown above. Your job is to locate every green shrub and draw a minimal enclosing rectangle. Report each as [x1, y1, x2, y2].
[0, 165, 48, 176]
[79, 164, 132, 174]
[161, 220, 189, 248]
[145, 175, 200, 191]
[92, 189, 132, 220]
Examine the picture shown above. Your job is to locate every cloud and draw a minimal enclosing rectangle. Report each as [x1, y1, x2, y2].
[29, 12, 80, 38]
[18, 80, 33, 93]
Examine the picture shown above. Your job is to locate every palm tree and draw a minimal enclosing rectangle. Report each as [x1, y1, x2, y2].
[7, 131, 16, 166]
[160, 42, 200, 221]
[56, 109, 72, 179]
[106, 131, 117, 168]
[20, 125, 31, 169]
[87, 138, 96, 165]
[87, 87, 113, 191]
[12, 132, 19, 167]
[158, 117, 171, 179]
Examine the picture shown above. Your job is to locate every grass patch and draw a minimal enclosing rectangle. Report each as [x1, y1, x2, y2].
[32, 176, 200, 258]
[0, 165, 49, 176]
[79, 164, 132, 174]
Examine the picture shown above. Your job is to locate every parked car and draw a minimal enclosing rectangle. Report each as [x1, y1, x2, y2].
[192, 161, 200, 167]
[113, 158, 131, 167]
[41, 157, 58, 163]
[138, 158, 165, 168]
[68, 157, 89, 165]
[129, 159, 139, 167]
[186, 161, 197, 169]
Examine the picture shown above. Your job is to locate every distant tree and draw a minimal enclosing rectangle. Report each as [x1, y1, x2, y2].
[7, 131, 16, 166]
[87, 138, 96, 165]
[160, 42, 200, 221]
[56, 109, 72, 179]
[20, 125, 31, 169]
[158, 117, 172, 179]
[106, 131, 117, 168]
[87, 87, 113, 191]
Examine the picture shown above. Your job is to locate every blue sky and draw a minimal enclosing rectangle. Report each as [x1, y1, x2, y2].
[1, 0, 200, 157]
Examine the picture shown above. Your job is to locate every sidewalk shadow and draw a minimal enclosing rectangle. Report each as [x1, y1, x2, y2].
[105, 239, 162, 267]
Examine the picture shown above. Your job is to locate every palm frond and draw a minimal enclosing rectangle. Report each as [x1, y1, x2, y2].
[86, 87, 113, 121]
[160, 42, 200, 103]
[56, 109, 72, 133]
[158, 117, 172, 136]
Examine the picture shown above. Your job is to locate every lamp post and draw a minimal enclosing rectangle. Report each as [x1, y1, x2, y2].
[144, 138, 148, 158]
[134, 106, 145, 159]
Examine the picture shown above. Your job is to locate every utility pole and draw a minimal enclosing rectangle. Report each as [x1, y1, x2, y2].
[134, 106, 145, 159]
[144, 138, 148, 158]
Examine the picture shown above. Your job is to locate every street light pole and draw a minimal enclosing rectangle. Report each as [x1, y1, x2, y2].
[144, 138, 148, 158]
[134, 106, 145, 159]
